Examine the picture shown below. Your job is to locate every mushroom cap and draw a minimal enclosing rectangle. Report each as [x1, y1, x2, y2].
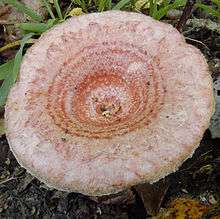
[5, 11, 215, 196]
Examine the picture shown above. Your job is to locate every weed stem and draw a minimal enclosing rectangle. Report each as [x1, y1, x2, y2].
[176, 0, 196, 32]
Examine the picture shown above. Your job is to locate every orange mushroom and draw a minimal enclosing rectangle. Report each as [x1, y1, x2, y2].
[5, 11, 215, 196]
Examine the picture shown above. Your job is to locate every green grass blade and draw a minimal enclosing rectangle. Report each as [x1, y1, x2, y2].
[162, 0, 171, 7]
[0, 59, 14, 80]
[149, 0, 157, 18]
[154, 4, 173, 20]
[196, 3, 220, 20]
[0, 33, 34, 107]
[54, 0, 63, 20]
[88, 0, 92, 7]
[98, 0, 107, 11]
[149, 0, 154, 16]
[93, 0, 98, 7]
[2, 0, 43, 22]
[41, 0, 56, 19]
[112, 0, 130, 10]
[80, 0, 88, 12]
[73, 0, 88, 12]
[17, 19, 57, 34]
[63, 1, 74, 18]
[155, 0, 186, 20]
[107, 0, 112, 10]
[17, 23, 50, 33]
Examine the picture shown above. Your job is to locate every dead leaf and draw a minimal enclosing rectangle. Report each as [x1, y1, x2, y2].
[134, 178, 170, 216]
[153, 197, 212, 219]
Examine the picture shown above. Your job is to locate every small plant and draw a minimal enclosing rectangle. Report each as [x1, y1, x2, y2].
[136, 0, 186, 20]
[195, 0, 220, 20]
[0, 33, 33, 107]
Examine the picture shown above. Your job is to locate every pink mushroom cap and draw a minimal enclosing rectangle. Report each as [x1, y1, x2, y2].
[5, 11, 215, 196]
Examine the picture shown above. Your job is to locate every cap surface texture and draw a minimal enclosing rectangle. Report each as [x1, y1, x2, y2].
[5, 11, 215, 196]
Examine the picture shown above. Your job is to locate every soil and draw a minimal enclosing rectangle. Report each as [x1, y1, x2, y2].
[0, 3, 220, 219]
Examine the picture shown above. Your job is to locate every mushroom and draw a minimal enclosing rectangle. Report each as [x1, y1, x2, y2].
[5, 11, 215, 196]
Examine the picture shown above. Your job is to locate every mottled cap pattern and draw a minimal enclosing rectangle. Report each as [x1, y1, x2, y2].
[5, 11, 215, 196]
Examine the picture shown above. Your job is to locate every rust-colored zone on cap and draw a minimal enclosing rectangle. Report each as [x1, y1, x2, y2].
[5, 11, 215, 196]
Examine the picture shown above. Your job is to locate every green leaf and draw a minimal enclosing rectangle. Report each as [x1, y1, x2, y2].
[0, 33, 34, 107]
[196, 3, 220, 20]
[2, 0, 43, 22]
[17, 23, 49, 33]
[41, 0, 56, 19]
[0, 59, 14, 80]
[54, 0, 63, 20]
[112, 0, 130, 10]
[17, 19, 58, 34]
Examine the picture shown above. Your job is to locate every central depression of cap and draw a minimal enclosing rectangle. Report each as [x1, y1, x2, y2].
[5, 11, 214, 196]
[46, 41, 164, 138]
